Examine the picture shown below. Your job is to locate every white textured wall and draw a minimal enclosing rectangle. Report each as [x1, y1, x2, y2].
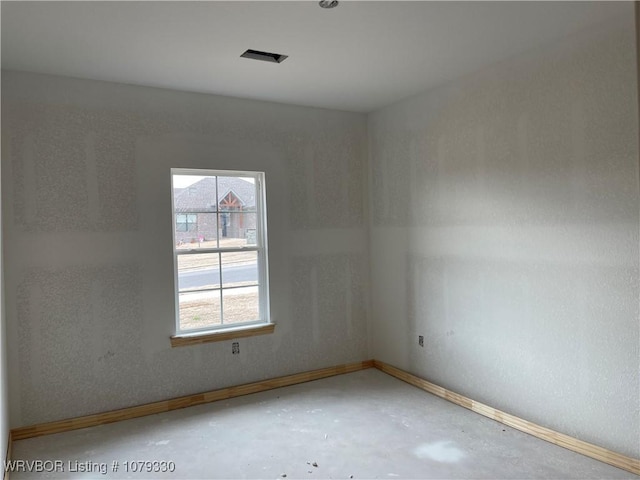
[1, 71, 369, 427]
[368, 15, 639, 457]
[0, 101, 9, 467]
[2, 11, 638, 462]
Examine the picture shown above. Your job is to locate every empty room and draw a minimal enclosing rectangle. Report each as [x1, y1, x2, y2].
[1, 1, 639, 478]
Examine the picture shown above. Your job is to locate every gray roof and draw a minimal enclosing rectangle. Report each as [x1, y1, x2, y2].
[174, 177, 256, 212]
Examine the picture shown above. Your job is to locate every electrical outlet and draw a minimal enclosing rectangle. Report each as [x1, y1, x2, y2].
[418, 335, 424, 347]
[232, 342, 240, 354]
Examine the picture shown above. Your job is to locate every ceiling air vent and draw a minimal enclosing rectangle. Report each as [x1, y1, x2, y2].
[240, 49, 288, 64]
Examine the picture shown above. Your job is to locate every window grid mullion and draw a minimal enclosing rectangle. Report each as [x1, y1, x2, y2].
[179, 283, 259, 295]
[176, 247, 260, 256]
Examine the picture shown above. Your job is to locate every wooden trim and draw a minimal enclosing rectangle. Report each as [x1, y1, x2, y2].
[10, 359, 636, 475]
[373, 360, 640, 476]
[11, 360, 374, 441]
[170, 323, 275, 347]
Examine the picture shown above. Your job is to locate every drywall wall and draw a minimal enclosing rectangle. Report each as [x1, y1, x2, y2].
[0, 117, 9, 467]
[1, 71, 369, 427]
[368, 13, 639, 458]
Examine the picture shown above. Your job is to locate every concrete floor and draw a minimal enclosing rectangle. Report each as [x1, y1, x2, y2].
[11, 369, 637, 479]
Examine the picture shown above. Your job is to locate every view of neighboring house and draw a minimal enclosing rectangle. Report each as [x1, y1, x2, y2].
[173, 176, 257, 245]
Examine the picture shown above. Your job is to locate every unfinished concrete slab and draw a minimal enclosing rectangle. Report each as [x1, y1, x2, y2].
[10, 369, 637, 479]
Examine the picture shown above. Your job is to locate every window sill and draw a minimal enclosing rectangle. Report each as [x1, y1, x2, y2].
[170, 323, 275, 347]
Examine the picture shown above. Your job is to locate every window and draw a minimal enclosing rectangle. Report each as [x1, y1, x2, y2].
[171, 169, 270, 338]
[176, 213, 197, 232]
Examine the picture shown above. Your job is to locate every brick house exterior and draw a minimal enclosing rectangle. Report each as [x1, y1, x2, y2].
[173, 176, 257, 245]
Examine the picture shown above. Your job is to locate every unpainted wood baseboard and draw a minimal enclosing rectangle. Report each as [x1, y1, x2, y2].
[11, 360, 374, 441]
[373, 360, 640, 476]
[9, 359, 639, 476]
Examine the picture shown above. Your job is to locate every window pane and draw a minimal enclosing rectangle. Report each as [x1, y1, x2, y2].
[177, 254, 221, 291]
[217, 176, 256, 208]
[222, 287, 259, 324]
[221, 251, 258, 289]
[217, 175, 257, 247]
[218, 212, 258, 247]
[175, 213, 218, 250]
[173, 175, 218, 212]
[179, 291, 221, 330]
[172, 170, 268, 334]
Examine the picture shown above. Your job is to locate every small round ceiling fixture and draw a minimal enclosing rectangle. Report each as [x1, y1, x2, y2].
[319, 0, 339, 8]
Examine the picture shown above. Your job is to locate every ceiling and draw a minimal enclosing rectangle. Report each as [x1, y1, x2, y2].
[1, 1, 629, 113]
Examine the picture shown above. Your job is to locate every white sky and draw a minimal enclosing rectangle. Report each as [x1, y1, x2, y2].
[173, 175, 254, 188]
[173, 175, 206, 188]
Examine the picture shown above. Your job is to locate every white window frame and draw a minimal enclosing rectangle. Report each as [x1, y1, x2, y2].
[171, 168, 270, 336]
